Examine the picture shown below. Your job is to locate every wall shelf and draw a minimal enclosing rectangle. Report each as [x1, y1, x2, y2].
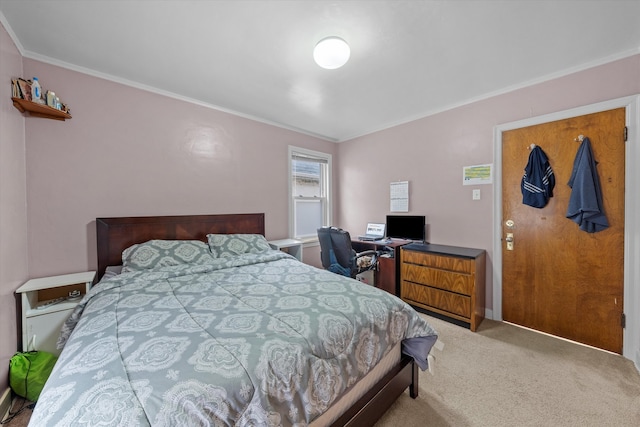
[11, 97, 72, 121]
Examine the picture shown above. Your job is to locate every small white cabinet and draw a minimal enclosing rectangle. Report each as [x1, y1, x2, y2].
[15, 271, 95, 356]
[268, 239, 303, 262]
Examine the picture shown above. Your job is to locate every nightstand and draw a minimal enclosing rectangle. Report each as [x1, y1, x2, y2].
[268, 239, 303, 262]
[15, 271, 95, 356]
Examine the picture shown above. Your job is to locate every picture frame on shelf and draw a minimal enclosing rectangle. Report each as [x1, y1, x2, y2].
[11, 79, 20, 98]
[17, 78, 32, 101]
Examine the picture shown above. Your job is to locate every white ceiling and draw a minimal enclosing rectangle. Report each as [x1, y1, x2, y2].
[1, 0, 639, 142]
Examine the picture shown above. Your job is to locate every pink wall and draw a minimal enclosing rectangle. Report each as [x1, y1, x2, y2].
[338, 54, 640, 311]
[0, 23, 28, 391]
[22, 59, 336, 277]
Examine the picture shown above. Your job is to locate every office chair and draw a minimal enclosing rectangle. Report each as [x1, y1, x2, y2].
[317, 226, 378, 279]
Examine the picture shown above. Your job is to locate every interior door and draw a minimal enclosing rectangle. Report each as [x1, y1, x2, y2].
[501, 108, 625, 353]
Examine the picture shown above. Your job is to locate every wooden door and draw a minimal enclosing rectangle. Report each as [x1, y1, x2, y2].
[501, 108, 625, 353]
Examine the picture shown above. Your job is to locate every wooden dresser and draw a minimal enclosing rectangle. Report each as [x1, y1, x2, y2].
[400, 243, 486, 331]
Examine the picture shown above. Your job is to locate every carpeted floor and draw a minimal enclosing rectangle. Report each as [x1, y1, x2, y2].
[375, 314, 640, 426]
[0, 397, 32, 426]
[4, 314, 639, 426]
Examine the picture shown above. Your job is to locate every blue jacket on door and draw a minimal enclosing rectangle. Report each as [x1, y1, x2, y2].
[521, 145, 555, 208]
[566, 137, 609, 233]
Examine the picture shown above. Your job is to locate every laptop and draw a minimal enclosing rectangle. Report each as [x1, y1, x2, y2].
[358, 222, 386, 241]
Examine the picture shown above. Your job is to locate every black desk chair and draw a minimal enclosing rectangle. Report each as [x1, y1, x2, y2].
[317, 226, 378, 278]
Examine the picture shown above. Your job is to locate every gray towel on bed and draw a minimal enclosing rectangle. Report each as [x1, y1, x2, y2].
[566, 137, 609, 233]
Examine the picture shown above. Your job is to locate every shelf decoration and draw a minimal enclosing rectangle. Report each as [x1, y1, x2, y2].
[10, 77, 72, 121]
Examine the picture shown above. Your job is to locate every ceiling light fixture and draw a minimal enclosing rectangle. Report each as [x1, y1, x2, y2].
[313, 37, 350, 69]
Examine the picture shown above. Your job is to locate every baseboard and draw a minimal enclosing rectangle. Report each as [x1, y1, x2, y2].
[0, 387, 12, 422]
[485, 308, 494, 320]
[635, 350, 640, 373]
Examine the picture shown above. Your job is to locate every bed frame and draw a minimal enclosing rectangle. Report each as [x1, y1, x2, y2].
[94, 213, 419, 426]
[96, 213, 265, 282]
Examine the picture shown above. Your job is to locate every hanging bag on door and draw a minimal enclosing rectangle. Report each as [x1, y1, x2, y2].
[9, 351, 57, 402]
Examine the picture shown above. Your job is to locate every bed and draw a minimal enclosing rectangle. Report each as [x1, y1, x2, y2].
[29, 213, 438, 426]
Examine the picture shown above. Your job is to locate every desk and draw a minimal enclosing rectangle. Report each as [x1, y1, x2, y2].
[351, 239, 411, 296]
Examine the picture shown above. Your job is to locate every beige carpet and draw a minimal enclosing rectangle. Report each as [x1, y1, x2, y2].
[376, 314, 640, 427]
[4, 314, 640, 426]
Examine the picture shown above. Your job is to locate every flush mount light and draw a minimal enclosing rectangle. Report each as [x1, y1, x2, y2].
[313, 37, 350, 69]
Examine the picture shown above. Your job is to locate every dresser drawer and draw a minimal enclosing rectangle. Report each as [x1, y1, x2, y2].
[402, 263, 473, 295]
[400, 244, 486, 331]
[401, 281, 471, 318]
[402, 250, 473, 274]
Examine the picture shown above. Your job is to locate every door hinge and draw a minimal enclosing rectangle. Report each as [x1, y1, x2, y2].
[621, 313, 626, 328]
[624, 126, 628, 142]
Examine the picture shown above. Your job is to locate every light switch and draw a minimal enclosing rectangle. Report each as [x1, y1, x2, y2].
[472, 189, 481, 200]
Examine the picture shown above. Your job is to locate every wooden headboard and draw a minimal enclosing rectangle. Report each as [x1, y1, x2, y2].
[95, 213, 265, 282]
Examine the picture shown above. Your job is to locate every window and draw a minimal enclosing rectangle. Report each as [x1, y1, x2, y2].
[289, 146, 332, 241]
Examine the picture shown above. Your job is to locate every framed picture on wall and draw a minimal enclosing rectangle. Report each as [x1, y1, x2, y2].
[463, 163, 493, 185]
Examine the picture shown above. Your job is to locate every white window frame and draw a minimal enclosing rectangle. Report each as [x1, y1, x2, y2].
[288, 146, 332, 243]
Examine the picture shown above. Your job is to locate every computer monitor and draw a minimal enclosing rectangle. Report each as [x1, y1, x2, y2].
[386, 215, 426, 242]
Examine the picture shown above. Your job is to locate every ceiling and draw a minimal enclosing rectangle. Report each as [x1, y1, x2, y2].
[1, 1, 639, 142]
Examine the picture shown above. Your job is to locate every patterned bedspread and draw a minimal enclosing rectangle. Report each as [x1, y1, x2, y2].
[30, 251, 437, 426]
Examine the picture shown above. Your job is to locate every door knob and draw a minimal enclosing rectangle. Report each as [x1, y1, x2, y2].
[505, 233, 514, 250]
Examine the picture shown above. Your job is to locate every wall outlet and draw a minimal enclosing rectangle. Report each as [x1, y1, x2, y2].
[472, 189, 481, 200]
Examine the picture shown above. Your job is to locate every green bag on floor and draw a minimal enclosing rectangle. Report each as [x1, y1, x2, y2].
[9, 351, 57, 402]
